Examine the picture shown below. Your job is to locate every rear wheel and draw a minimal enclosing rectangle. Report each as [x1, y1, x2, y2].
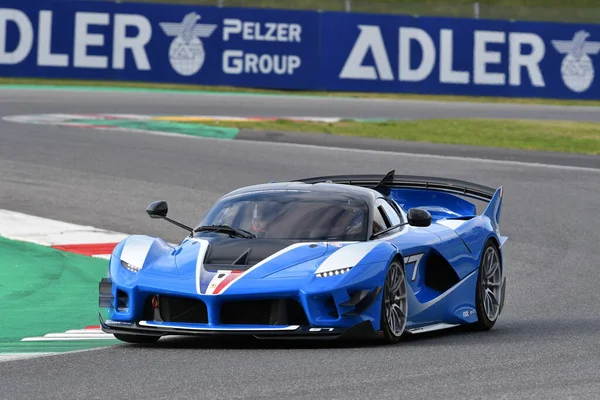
[113, 333, 161, 344]
[380, 261, 408, 344]
[472, 242, 503, 331]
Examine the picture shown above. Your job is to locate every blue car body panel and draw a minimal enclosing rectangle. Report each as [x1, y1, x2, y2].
[100, 175, 506, 339]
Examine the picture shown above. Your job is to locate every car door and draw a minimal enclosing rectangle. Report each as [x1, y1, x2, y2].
[374, 197, 441, 294]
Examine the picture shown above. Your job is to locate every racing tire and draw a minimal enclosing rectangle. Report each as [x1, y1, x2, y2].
[113, 333, 161, 344]
[380, 260, 408, 344]
[472, 241, 503, 331]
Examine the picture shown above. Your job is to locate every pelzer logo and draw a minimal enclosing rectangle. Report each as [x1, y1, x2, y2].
[552, 30, 600, 93]
[160, 12, 217, 76]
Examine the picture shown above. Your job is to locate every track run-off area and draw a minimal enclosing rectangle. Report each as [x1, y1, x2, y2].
[0, 87, 599, 399]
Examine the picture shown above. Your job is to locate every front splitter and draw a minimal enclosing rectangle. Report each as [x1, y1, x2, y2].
[100, 315, 378, 340]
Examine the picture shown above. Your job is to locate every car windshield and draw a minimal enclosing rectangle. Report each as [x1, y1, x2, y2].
[197, 189, 369, 241]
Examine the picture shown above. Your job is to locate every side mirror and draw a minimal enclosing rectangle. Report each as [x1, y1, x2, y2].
[146, 200, 168, 219]
[407, 208, 432, 227]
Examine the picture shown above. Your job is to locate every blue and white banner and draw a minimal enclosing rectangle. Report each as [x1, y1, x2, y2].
[321, 12, 600, 99]
[0, 0, 319, 89]
[1, 1, 600, 99]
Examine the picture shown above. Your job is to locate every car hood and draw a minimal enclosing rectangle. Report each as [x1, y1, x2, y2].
[174, 237, 331, 278]
[112, 236, 386, 296]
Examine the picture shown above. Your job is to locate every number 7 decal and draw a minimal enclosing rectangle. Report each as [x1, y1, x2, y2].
[403, 253, 424, 282]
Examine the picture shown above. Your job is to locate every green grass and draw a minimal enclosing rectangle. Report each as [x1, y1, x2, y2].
[0, 237, 112, 343]
[3, 78, 600, 107]
[114, 0, 600, 23]
[189, 118, 600, 155]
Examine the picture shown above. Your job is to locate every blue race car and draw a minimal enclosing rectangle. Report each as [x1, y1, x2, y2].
[99, 171, 507, 344]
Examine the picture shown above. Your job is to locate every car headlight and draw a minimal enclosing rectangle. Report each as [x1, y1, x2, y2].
[315, 266, 353, 278]
[121, 259, 141, 272]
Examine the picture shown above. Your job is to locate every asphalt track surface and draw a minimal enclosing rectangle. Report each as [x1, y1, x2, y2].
[0, 88, 599, 399]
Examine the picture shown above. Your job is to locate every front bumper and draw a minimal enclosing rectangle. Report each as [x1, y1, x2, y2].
[100, 315, 379, 340]
[99, 264, 385, 331]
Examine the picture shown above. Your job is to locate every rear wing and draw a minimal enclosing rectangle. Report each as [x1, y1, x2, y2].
[295, 170, 496, 202]
[296, 170, 504, 230]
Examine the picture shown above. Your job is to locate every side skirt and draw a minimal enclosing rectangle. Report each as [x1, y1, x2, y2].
[407, 323, 460, 334]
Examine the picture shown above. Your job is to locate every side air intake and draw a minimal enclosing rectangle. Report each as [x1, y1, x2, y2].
[424, 251, 460, 293]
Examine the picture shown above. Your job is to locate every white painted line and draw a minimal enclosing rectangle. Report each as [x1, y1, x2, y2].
[242, 138, 600, 173]
[21, 337, 117, 342]
[20, 327, 115, 342]
[0, 346, 117, 363]
[0, 209, 128, 246]
[41, 333, 114, 339]
[64, 329, 106, 334]
[20, 327, 115, 341]
[141, 126, 600, 173]
[0, 353, 58, 363]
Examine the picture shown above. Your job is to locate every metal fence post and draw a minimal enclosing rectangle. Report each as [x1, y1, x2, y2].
[345, 0, 351, 12]
[473, 1, 480, 19]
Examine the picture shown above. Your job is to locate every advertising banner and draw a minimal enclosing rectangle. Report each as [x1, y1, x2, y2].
[321, 12, 600, 99]
[0, 1, 320, 89]
[1, 1, 600, 99]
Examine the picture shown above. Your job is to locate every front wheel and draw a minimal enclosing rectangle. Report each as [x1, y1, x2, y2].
[380, 260, 408, 344]
[472, 242, 504, 331]
[113, 333, 161, 344]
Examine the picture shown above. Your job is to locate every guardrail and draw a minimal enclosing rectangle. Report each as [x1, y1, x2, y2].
[1, 0, 599, 100]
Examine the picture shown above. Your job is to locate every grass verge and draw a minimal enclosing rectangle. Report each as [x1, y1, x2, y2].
[0, 236, 111, 343]
[103, 0, 600, 23]
[2, 77, 600, 107]
[190, 118, 600, 155]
